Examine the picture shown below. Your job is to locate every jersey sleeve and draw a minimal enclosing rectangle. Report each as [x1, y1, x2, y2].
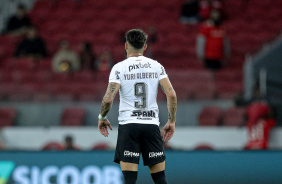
[158, 63, 168, 81]
[109, 63, 121, 84]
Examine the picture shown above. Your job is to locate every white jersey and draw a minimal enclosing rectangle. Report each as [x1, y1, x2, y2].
[109, 56, 168, 126]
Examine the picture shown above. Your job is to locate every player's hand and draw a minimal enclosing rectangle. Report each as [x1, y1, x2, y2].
[98, 119, 112, 137]
[162, 122, 175, 142]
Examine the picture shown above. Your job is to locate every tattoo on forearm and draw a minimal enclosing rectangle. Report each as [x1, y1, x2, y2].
[100, 100, 111, 117]
[100, 83, 119, 117]
[168, 102, 177, 122]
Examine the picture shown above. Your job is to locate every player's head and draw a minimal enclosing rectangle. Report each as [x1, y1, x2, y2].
[125, 29, 148, 54]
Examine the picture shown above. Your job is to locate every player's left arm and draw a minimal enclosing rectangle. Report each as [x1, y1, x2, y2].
[98, 82, 120, 137]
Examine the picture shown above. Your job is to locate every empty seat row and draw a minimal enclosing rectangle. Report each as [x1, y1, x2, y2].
[0, 69, 110, 83]
[199, 106, 246, 126]
[0, 107, 89, 127]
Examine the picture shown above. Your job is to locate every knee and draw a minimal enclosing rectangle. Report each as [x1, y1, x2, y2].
[151, 170, 168, 184]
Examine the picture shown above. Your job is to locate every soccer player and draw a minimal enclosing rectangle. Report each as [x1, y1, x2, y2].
[98, 29, 177, 184]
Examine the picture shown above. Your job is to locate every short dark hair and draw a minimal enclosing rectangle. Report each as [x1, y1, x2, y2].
[125, 29, 148, 50]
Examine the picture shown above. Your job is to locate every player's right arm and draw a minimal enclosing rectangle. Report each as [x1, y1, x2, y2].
[159, 78, 177, 142]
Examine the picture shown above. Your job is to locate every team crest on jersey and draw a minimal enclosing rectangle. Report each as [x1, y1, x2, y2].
[160, 67, 166, 75]
[131, 110, 156, 120]
[115, 71, 120, 79]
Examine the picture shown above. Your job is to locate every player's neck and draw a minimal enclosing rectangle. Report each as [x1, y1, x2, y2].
[127, 52, 143, 58]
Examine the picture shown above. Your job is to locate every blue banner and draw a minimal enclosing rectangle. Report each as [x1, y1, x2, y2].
[0, 151, 282, 184]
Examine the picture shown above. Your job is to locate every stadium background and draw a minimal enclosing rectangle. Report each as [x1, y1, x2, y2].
[0, 0, 282, 183]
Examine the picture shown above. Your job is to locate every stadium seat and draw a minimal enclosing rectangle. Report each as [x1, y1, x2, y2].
[42, 142, 64, 151]
[0, 83, 18, 99]
[32, 92, 52, 102]
[50, 73, 72, 82]
[216, 81, 243, 99]
[92, 143, 110, 150]
[61, 108, 86, 126]
[73, 71, 95, 82]
[199, 106, 223, 126]
[0, 108, 17, 127]
[11, 58, 36, 71]
[194, 144, 214, 150]
[190, 81, 215, 100]
[77, 84, 100, 101]
[0, 70, 13, 82]
[7, 92, 31, 102]
[222, 107, 246, 126]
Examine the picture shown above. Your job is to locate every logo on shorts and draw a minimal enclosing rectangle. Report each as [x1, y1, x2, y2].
[149, 152, 164, 159]
[124, 151, 140, 158]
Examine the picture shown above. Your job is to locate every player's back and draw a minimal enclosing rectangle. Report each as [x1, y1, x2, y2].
[109, 55, 167, 125]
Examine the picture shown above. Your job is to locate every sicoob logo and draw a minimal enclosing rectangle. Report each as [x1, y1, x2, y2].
[129, 62, 151, 72]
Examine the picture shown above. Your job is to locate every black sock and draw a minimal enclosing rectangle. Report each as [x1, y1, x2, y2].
[151, 170, 168, 184]
[122, 171, 138, 184]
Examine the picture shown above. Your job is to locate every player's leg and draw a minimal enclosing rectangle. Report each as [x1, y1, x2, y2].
[120, 161, 138, 184]
[114, 124, 141, 184]
[141, 124, 168, 184]
[148, 161, 168, 184]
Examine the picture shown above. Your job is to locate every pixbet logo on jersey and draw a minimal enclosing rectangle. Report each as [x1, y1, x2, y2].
[129, 62, 151, 72]
[131, 110, 156, 118]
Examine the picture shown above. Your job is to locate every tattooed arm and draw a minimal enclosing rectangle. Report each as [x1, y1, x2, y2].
[100, 82, 120, 117]
[98, 82, 120, 137]
[159, 77, 177, 142]
[160, 78, 177, 123]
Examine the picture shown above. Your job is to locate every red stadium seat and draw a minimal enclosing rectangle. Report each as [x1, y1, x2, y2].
[0, 70, 13, 82]
[61, 108, 86, 126]
[42, 142, 64, 150]
[11, 58, 36, 71]
[32, 92, 52, 102]
[7, 92, 31, 102]
[216, 81, 243, 99]
[222, 107, 246, 126]
[73, 71, 95, 82]
[77, 84, 99, 101]
[0, 108, 17, 127]
[199, 106, 223, 126]
[92, 143, 110, 150]
[37, 59, 52, 71]
[194, 144, 214, 150]
[50, 73, 72, 82]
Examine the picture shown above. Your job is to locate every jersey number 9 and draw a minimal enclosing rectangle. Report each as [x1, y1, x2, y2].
[134, 82, 147, 109]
